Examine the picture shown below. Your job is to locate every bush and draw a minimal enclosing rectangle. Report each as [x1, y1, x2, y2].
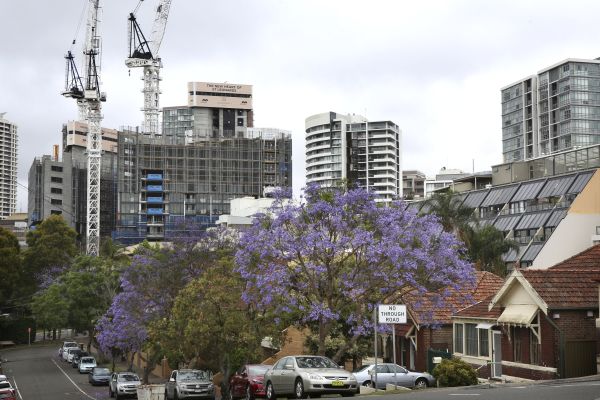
[432, 357, 478, 387]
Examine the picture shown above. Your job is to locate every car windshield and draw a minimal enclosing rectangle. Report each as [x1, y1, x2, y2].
[0, 382, 11, 389]
[295, 356, 338, 369]
[94, 368, 110, 375]
[70, 349, 81, 355]
[179, 371, 210, 381]
[64, 342, 77, 348]
[81, 358, 95, 363]
[248, 365, 270, 376]
[118, 374, 140, 382]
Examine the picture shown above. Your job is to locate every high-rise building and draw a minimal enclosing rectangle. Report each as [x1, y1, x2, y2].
[28, 122, 118, 240]
[0, 113, 17, 219]
[113, 82, 292, 244]
[501, 58, 600, 163]
[305, 112, 401, 201]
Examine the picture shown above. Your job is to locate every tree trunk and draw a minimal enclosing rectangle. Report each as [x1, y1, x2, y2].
[318, 317, 327, 356]
[332, 334, 360, 364]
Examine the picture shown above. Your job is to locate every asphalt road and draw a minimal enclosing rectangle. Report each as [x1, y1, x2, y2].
[1, 343, 111, 400]
[2, 343, 599, 400]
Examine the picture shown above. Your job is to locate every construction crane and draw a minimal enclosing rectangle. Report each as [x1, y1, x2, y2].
[63, 0, 106, 256]
[126, 0, 172, 136]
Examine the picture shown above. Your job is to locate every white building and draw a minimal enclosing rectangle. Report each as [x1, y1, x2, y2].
[0, 113, 17, 219]
[305, 112, 402, 202]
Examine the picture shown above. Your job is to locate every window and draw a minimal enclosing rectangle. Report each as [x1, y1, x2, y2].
[478, 329, 489, 357]
[50, 199, 62, 205]
[465, 324, 478, 356]
[51, 187, 62, 194]
[530, 331, 539, 365]
[454, 324, 464, 353]
[51, 176, 63, 183]
[513, 328, 522, 362]
[51, 165, 63, 172]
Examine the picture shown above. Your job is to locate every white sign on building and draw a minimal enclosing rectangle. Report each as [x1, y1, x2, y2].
[378, 304, 407, 324]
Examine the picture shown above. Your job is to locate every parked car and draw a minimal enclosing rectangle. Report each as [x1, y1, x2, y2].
[72, 351, 90, 368]
[60, 341, 79, 360]
[66, 348, 82, 363]
[109, 372, 141, 399]
[89, 367, 111, 386]
[78, 357, 97, 374]
[165, 369, 214, 400]
[352, 363, 435, 389]
[0, 379, 16, 400]
[264, 355, 357, 399]
[229, 364, 271, 400]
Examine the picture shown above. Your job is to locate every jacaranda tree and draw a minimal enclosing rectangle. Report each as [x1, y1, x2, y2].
[236, 184, 475, 361]
[96, 227, 234, 381]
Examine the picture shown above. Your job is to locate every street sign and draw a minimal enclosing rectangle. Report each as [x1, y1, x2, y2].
[378, 304, 407, 324]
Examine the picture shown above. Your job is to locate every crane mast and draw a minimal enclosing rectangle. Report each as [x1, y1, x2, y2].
[126, 0, 172, 137]
[63, 0, 106, 256]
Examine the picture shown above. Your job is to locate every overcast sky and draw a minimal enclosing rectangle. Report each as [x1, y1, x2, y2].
[3, 0, 600, 211]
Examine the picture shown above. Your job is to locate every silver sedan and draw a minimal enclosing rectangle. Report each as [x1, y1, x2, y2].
[353, 363, 435, 389]
[264, 355, 357, 399]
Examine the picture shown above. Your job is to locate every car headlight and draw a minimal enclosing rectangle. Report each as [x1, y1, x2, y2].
[309, 374, 324, 380]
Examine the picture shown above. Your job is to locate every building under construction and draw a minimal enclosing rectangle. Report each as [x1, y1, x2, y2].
[113, 82, 292, 244]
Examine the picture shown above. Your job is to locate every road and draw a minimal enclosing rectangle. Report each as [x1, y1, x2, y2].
[2, 343, 599, 400]
[365, 379, 600, 400]
[1, 343, 111, 400]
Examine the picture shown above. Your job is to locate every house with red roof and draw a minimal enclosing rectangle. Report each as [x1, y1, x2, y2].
[393, 271, 504, 372]
[451, 244, 600, 380]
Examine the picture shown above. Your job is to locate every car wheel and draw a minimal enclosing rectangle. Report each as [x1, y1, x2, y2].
[115, 392, 120, 400]
[265, 381, 276, 400]
[362, 380, 373, 388]
[414, 378, 428, 389]
[294, 378, 306, 399]
[174, 389, 179, 400]
[245, 385, 254, 400]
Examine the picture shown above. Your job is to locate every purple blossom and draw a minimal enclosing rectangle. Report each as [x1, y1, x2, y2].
[236, 184, 475, 353]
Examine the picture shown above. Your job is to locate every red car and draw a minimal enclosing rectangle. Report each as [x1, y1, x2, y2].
[0, 380, 16, 400]
[229, 364, 271, 400]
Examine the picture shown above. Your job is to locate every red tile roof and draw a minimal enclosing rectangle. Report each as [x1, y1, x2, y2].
[405, 271, 504, 325]
[546, 243, 600, 271]
[519, 244, 600, 309]
[453, 295, 502, 319]
[521, 270, 600, 309]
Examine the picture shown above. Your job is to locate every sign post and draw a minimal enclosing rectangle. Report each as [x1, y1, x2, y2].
[378, 305, 406, 389]
[28, 327, 31, 346]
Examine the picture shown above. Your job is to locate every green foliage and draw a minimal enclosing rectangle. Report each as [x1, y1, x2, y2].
[465, 225, 519, 276]
[0, 227, 22, 306]
[23, 215, 79, 293]
[158, 251, 278, 380]
[31, 284, 69, 332]
[432, 357, 478, 387]
[0, 316, 36, 344]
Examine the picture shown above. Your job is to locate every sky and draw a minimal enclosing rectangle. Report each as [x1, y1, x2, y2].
[3, 0, 600, 212]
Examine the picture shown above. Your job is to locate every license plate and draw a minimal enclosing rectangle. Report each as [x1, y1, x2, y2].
[331, 380, 343, 387]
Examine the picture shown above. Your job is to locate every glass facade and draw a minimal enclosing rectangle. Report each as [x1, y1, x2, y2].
[502, 60, 600, 164]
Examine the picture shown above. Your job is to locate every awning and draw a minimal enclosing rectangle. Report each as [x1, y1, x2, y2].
[497, 304, 538, 326]
[475, 322, 494, 330]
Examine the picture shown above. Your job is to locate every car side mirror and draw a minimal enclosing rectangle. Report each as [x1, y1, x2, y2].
[169, 377, 175, 382]
[284, 365, 294, 370]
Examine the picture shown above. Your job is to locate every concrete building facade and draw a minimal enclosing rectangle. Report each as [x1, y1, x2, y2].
[113, 82, 292, 244]
[28, 122, 118, 241]
[0, 113, 17, 219]
[305, 112, 401, 202]
[502, 58, 600, 164]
